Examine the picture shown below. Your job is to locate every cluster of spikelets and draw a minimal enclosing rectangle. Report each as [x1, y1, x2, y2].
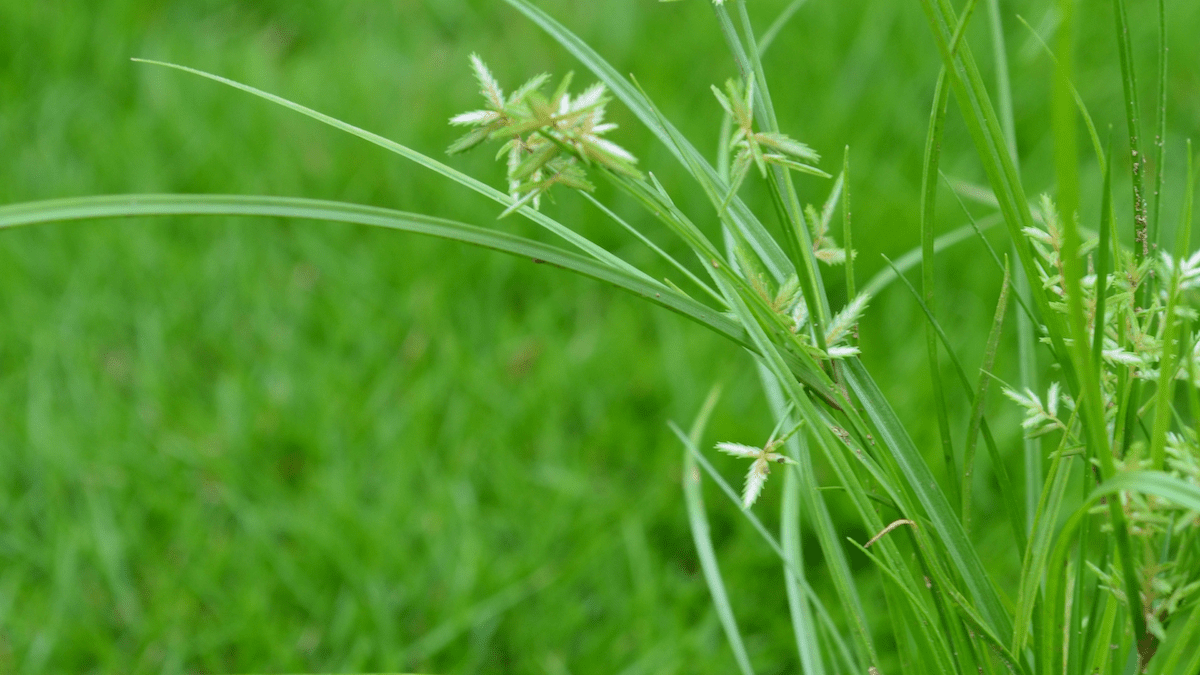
[1002, 194, 1200, 641]
[734, 173, 864, 362]
[1004, 195, 1200, 434]
[449, 54, 863, 511]
[448, 55, 640, 216]
[715, 417, 807, 509]
[711, 78, 829, 208]
[717, 175, 865, 509]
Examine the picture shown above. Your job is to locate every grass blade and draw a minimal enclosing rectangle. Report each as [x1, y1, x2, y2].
[1149, 144, 1193, 470]
[1152, 605, 1200, 675]
[842, 146, 856, 300]
[860, 214, 1003, 298]
[129, 59, 646, 282]
[0, 194, 756, 357]
[679, 388, 756, 675]
[671, 422, 859, 669]
[843, 359, 1011, 639]
[962, 261, 1011, 535]
[878, 254, 1026, 553]
[1149, 0, 1168, 247]
[919, 70, 959, 516]
[757, 366, 826, 675]
[1052, 0, 1078, 221]
[758, 0, 810, 56]
[1111, 0, 1150, 272]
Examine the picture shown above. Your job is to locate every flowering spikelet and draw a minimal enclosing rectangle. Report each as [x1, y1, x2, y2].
[711, 77, 828, 208]
[448, 55, 640, 215]
[715, 440, 796, 508]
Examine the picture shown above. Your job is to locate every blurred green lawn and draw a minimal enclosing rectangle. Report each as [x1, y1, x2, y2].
[1, 0, 1196, 673]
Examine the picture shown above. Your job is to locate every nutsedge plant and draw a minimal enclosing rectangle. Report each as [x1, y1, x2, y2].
[1, 0, 1199, 672]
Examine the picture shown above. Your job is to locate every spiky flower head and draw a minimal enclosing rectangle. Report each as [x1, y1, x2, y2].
[711, 77, 828, 208]
[448, 55, 640, 216]
[715, 440, 796, 508]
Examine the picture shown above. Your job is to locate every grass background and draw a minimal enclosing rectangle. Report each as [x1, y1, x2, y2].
[1, 0, 1197, 672]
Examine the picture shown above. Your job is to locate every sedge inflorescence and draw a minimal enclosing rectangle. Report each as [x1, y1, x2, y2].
[448, 54, 640, 216]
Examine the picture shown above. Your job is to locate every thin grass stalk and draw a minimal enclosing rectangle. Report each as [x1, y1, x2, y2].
[757, 0, 809, 56]
[1084, 592, 1121, 675]
[1094, 142, 1115, 372]
[987, 4, 1044, 545]
[984, 0, 1017, 163]
[1112, 0, 1150, 274]
[1013, 417, 1076, 659]
[1060, 148, 1152, 661]
[1150, 0, 1168, 248]
[756, 365, 826, 674]
[962, 262, 1010, 534]
[1067, 458, 1094, 675]
[680, 389, 756, 675]
[674, 423, 860, 668]
[842, 147, 856, 301]
[920, 70, 961, 516]
[1052, 0, 1079, 221]
[880, 254, 1025, 551]
[1150, 146, 1195, 469]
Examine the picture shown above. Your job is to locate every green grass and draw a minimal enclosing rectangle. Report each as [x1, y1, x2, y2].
[2, 0, 1199, 673]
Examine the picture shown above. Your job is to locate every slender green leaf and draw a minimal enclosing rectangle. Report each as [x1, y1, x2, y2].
[1149, 146, 1194, 469]
[841, 147, 856, 301]
[758, 0, 810, 56]
[919, 70, 959, 517]
[1150, 0, 1168, 248]
[1111, 0, 1150, 273]
[130, 59, 646, 281]
[0, 194, 758, 358]
[843, 359, 1011, 639]
[758, 366, 825, 675]
[861, 213, 1003, 298]
[670, 423, 858, 668]
[962, 261, 1011, 535]
[679, 388, 755, 675]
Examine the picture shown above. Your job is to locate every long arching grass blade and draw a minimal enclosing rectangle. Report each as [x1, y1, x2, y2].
[129, 58, 647, 282]
[0, 194, 751, 352]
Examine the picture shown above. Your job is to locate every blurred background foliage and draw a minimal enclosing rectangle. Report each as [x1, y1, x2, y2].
[0, 0, 1196, 672]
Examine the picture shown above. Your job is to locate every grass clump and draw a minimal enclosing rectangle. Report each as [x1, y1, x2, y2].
[2, 0, 1200, 672]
